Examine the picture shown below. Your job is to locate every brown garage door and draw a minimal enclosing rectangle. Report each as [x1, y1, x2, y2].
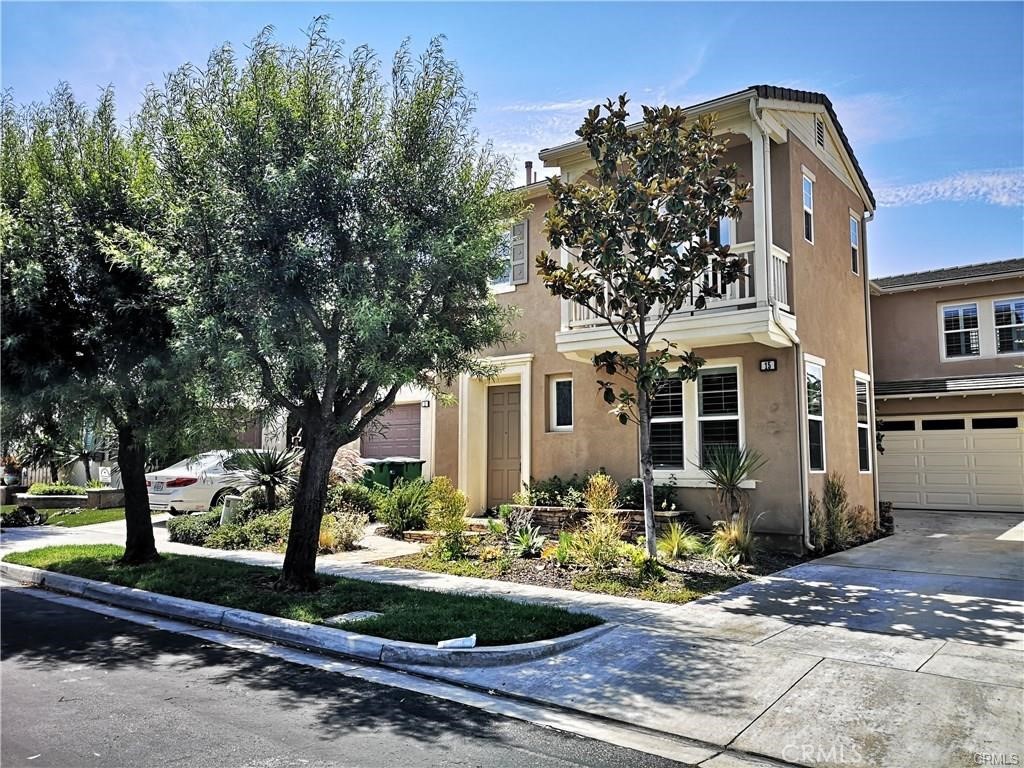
[360, 404, 421, 459]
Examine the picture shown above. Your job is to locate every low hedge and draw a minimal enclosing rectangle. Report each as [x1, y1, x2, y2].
[27, 482, 88, 496]
[166, 511, 221, 545]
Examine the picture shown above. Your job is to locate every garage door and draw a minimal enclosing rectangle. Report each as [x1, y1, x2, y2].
[360, 404, 421, 459]
[878, 413, 1023, 512]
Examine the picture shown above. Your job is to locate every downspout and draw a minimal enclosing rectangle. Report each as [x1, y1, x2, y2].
[862, 209, 880, 527]
[751, 97, 814, 552]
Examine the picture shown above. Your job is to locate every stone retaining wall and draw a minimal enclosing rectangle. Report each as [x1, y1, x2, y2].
[505, 505, 691, 536]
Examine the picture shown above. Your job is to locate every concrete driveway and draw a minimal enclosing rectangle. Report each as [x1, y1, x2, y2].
[399, 509, 1024, 767]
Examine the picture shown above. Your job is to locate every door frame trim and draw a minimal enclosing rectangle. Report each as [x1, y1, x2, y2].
[458, 354, 533, 513]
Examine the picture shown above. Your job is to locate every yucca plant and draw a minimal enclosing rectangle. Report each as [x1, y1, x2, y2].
[227, 448, 303, 513]
[657, 522, 705, 560]
[700, 446, 768, 522]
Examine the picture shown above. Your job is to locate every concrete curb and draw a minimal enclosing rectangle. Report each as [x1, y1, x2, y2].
[0, 561, 610, 667]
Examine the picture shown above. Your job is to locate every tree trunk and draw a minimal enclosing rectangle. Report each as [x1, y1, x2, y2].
[266, 483, 277, 514]
[48, 462, 58, 483]
[117, 425, 158, 564]
[637, 381, 657, 558]
[278, 425, 336, 591]
[82, 456, 92, 483]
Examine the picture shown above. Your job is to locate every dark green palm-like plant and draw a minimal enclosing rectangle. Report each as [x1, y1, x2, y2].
[228, 448, 303, 513]
[699, 445, 768, 522]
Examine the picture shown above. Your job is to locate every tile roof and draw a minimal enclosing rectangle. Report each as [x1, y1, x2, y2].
[874, 373, 1024, 396]
[539, 84, 875, 208]
[874, 259, 1024, 290]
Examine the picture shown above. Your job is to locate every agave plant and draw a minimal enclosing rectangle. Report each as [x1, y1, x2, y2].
[699, 446, 768, 522]
[227, 447, 303, 512]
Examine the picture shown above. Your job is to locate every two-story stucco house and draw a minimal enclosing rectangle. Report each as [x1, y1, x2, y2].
[415, 85, 879, 552]
[871, 259, 1024, 512]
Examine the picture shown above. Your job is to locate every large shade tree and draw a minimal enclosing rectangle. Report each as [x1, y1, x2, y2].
[138, 21, 520, 589]
[536, 96, 750, 557]
[1, 87, 236, 562]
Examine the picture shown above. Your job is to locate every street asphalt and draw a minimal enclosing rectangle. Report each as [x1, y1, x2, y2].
[1, 589, 685, 768]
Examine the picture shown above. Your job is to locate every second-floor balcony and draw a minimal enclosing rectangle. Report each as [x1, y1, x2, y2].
[555, 241, 797, 362]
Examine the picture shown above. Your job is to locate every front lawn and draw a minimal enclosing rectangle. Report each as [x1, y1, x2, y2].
[1, 507, 151, 528]
[4, 545, 602, 646]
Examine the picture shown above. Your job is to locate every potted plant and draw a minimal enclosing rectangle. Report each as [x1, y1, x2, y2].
[2, 455, 23, 487]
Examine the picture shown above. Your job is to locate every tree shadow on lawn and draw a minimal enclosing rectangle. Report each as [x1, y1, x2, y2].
[699, 563, 1024, 649]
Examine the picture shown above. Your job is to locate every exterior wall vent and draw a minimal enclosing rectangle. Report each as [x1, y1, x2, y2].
[814, 115, 826, 148]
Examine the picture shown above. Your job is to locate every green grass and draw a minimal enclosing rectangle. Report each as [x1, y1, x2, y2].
[43, 507, 129, 528]
[4, 545, 602, 646]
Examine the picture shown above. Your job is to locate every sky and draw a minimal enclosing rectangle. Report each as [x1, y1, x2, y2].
[2, 2, 1022, 277]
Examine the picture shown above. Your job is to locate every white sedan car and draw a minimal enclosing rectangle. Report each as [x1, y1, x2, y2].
[146, 450, 245, 515]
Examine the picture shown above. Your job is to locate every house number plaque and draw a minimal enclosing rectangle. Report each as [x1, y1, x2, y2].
[759, 358, 778, 372]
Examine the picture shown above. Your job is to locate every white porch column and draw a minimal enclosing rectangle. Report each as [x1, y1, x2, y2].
[559, 246, 571, 330]
[750, 120, 772, 307]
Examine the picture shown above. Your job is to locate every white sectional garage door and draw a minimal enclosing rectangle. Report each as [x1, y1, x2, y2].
[878, 412, 1024, 512]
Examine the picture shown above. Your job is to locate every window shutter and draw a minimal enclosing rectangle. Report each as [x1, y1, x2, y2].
[510, 220, 529, 285]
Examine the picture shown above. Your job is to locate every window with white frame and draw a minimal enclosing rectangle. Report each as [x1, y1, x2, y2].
[549, 376, 573, 431]
[850, 216, 860, 275]
[806, 362, 825, 472]
[802, 175, 814, 243]
[855, 378, 870, 472]
[711, 216, 734, 247]
[490, 229, 512, 287]
[650, 379, 684, 469]
[698, 368, 740, 466]
[942, 303, 980, 358]
[994, 297, 1024, 355]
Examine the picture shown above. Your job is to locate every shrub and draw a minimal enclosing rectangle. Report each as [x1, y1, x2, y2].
[203, 511, 291, 551]
[226, 447, 301, 512]
[808, 490, 827, 551]
[848, 504, 875, 542]
[1, 505, 49, 527]
[167, 511, 222, 545]
[326, 482, 379, 520]
[27, 482, 87, 496]
[542, 531, 575, 568]
[86, 479, 105, 488]
[824, 472, 853, 551]
[478, 545, 504, 562]
[621, 542, 665, 583]
[319, 508, 369, 553]
[521, 472, 591, 507]
[233, 487, 272, 524]
[574, 508, 626, 570]
[584, 473, 619, 512]
[657, 522, 704, 560]
[378, 478, 431, 536]
[710, 518, 757, 566]
[511, 525, 546, 558]
[701, 446, 768, 522]
[426, 477, 468, 560]
[616, 479, 677, 511]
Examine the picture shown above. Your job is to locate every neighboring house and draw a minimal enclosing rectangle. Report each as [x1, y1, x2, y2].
[871, 259, 1024, 512]
[431, 85, 879, 552]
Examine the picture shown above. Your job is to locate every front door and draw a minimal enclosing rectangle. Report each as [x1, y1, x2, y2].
[487, 385, 521, 508]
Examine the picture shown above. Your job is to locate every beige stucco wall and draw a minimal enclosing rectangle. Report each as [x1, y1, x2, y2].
[435, 127, 875, 540]
[876, 392, 1024, 417]
[871, 278, 1024, 381]
[785, 135, 876, 515]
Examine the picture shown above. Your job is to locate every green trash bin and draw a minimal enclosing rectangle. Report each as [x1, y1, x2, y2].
[359, 458, 389, 488]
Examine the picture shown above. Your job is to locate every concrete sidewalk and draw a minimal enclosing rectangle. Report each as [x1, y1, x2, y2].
[3, 509, 1022, 767]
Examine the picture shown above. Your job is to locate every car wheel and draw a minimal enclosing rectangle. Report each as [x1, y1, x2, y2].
[210, 488, 238, 511]
[167, 508, 186, 517]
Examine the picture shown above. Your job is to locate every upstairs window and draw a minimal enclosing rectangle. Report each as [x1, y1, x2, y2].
[650, 379, 684, 469]
[491, 221, 529, 289]
[698, 368, 740, 466]
[994, 297, 1024, 355]
[850, 216, 860, 275]
[942, 304, 980, 358]
[806, 362, 825, 472]
[802, 175, 814, 243]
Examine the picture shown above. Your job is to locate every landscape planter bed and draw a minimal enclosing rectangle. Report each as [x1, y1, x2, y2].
[505, 505, 691, 537]
[14, 493, 88, 510]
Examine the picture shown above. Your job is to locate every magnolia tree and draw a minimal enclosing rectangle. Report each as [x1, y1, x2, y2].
[536, 96, 750, 557]
[138, 21, 520, 589]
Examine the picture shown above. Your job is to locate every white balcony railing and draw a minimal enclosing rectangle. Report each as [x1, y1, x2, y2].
[566, 241, 759, 330]
[769, 244, 790, 311]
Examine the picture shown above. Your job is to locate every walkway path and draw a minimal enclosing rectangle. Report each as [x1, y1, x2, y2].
[3, 509, 1021, 767]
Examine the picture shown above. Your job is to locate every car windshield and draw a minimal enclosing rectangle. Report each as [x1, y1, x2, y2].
[162, 452, 224, 472]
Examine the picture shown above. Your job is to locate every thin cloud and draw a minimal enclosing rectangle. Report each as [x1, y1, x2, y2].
[877, 169, 1024, 208]
[497, 98, 598, 114]
[831, 92, 913, 147]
